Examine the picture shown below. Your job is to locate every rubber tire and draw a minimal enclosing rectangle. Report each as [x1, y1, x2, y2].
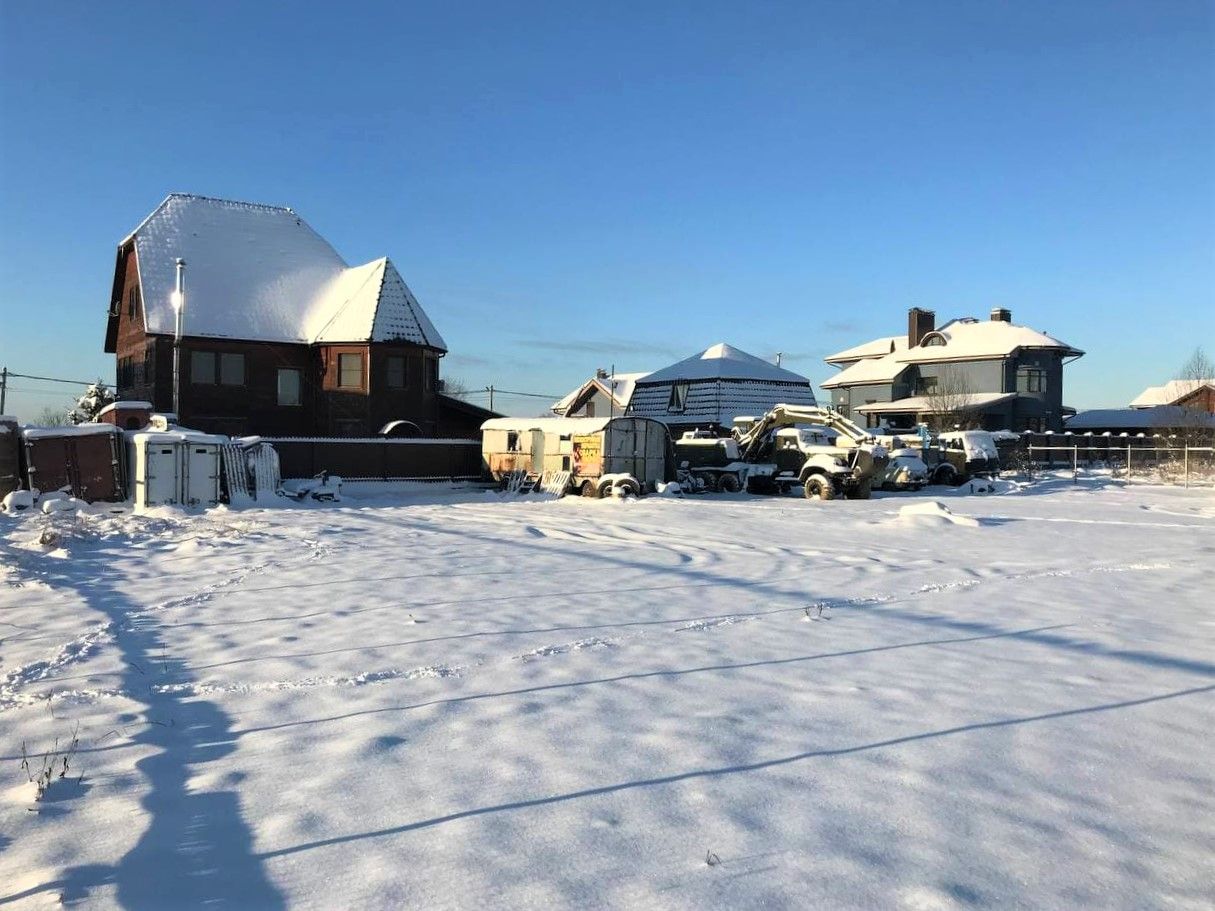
[853, 478, 872, 500]
[718, 473, 741, 493]
[933, 465, 958, 486]
[700, 473, 719, 493]
[580, 480, 597, 498]
[804, 475, 835, 500]
[616, 478, 641, 498]
[596, 480, 615, 499]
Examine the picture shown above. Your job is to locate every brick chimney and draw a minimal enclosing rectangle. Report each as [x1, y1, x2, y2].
[908, 307, 935, 347]
[990, 307, 1011, 322]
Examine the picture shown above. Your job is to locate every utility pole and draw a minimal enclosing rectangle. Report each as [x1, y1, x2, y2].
[0, 367, 7, 413]
[608, 363, 615, 420]
[486, 384, 495, 411]
[172, 258, 186, 418]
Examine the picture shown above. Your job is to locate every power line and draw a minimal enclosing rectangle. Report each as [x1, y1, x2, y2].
[6, 371, 100, 386]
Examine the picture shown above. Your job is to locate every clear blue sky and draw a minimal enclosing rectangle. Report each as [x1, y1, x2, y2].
[1, 0, 1212, 420]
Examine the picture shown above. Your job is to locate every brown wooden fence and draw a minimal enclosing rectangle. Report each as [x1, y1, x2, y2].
[263, 437, 483, 481]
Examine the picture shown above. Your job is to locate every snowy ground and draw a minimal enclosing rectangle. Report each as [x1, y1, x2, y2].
[1, 476, 1213, 910]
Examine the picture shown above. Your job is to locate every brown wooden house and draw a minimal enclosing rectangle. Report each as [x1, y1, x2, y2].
[104, 194, 452, 437]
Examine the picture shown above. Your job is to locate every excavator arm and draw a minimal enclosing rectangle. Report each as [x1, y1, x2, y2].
[735, 404, 874, 462]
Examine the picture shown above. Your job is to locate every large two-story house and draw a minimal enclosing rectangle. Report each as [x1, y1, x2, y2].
[822, 307, 1083, 431]
[104, 193, 469, 437]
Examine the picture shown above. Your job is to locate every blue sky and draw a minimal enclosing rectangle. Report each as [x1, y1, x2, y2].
[1, 0, 1211, 420]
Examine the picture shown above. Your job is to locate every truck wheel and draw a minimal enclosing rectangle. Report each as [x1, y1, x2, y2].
[580, 480, 597, 497]
[700, 473, 719, 493]
[852, 478, 872, 500]
[596, 479, 615, 499]
[933, 465, 959, 486]
[718, 473, 740, 493]
[616, 478, 640, 498]
[804, 475, 835, 500]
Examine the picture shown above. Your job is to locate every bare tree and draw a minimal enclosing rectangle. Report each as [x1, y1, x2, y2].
[35, 406, 69, 427]
[440, 375, 472, 401]
[921, 366, 980, 431]
[1169, 347, 1215, 445]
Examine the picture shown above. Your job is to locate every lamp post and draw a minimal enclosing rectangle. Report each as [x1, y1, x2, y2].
[172, 258, 186, 419]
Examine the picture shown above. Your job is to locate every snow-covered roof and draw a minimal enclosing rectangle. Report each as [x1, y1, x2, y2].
[820, 355, 909, 389]
[856, 392, 1016, 414]
[1066, 406, 1215, 431]
[897, 319, 1082, 363]
[23, 424, 122, 440]
[126, 194, 445, 350]
[96, 401, 153, 417]
[1129, 379, 1215, 408]
[551, 372, 649, 415]
[639, 343, 810, 384]
[824, 336, 906, 365]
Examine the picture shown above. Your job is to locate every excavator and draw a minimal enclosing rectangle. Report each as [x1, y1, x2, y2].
[674, 404, 889, 500]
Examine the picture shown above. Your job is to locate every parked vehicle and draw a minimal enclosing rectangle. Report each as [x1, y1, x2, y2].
[880, 447, 929, 490]
[675, 405, 888, 500]
[930, 430, 1001, 484]
[481, 416, 671, 497]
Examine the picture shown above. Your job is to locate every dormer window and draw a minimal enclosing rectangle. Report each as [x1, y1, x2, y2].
[921, 332, 947, 347]
[668, 381, 689, 413]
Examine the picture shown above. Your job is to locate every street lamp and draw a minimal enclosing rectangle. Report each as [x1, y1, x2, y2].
[172, 258, 186, 419]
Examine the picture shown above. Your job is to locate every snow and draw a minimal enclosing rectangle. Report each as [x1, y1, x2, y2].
[642, 343, 811, 384]
[482, 415, 616, 434]
[896, 319, 1083, 363]
[1, 479, 1213, 908]
[22, 424, 121, 440]
[128, 194, 445, 349]
[552, 372, 650, 415]
[1066, 406, 1215, 431]
[95, 401, 153, 418]
[856, 392, 1017, 414]
[824, 335, 907, 365]
[820, 353, 909, 388]
[1129, 379, 1215, 408]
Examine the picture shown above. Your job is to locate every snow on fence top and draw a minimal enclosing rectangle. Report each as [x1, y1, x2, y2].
[261, 437, 480, 445]
[22, 424, 121, 440]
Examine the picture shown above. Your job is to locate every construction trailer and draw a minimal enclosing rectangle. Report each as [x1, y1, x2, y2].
[22, 424, 126, 502]
[481, 416, 671, 496]
[130, 429, 225, 510]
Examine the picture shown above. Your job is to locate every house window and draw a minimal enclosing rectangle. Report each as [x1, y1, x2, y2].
[668, 381, 689, 413]
[386, 356, 406, 389]
[338, 353, 362, 389]
[585, 401, 595, 418]
[191, 351, 216, 384]
[507, 431, 520, 452]
[220, 353, 245, 386]
[143, 348, 154, 386]
[1017, 368, 1046, 393]
[127, 285, 139, 319]
[917, 376, 938, 394]
[425, 359, 438, 392]
[277, 368, 302, 406]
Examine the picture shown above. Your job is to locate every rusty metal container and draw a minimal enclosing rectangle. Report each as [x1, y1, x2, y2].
[22, 425, 125, 502]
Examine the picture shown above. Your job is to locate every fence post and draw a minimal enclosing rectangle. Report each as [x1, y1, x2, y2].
[1184, 444, 1189, 489]
[1073, 445, 1078, 482]
[1126, 445, 1132, 484]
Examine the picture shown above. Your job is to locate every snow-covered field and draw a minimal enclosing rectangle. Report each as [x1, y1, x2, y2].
[1, 477, 1213, 910]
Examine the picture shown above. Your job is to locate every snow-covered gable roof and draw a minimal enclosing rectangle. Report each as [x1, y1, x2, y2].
[897, 319, 1082, 363]
[551, 372, 649, 415]
[1129, 379, 1215, 408]
[856, 392, 1016, 414]
[824, 336, 906, 365]
[639, 343, 811, 384]
[127, 194, 445, 350]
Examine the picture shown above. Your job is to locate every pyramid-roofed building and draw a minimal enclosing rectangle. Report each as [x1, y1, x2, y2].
[626, 343, 816, 432]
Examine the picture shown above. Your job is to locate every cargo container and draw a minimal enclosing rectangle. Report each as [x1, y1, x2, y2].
[22, 425, 125, 502]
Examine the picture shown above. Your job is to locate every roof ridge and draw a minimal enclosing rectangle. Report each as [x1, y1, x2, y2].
[380, 259, 443, 349]
[309, 259, 387, 343]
